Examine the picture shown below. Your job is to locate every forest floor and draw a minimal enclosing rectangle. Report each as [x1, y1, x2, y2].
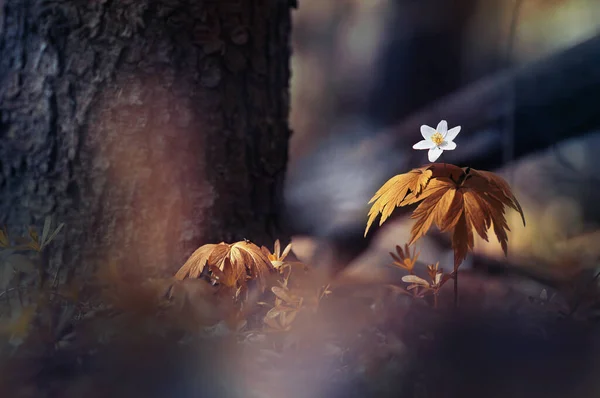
[0, 218, 599, 398]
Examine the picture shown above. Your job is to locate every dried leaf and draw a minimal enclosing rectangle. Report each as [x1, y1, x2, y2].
[408, 178, 459, 245]
[367, 164, 525, 270]
[451, 213, 474, 269]
[365, 166, 433, 236]
[400, 163, 465, 206]
[175, 241, 274, 292]
[401, 275, 430, 286]
[174, 244, 218, 279]
[471, 169, 526, 226]
[209, 259, 238, 288]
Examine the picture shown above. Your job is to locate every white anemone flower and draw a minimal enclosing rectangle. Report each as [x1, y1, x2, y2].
[412, 120, 461, 162]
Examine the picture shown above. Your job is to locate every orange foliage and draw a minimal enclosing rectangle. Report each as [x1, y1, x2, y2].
[175, 240, 274, 293]
[366, 164, 525, 269]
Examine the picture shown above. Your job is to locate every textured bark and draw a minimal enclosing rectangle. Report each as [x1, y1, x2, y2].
[0, 0, 294, 278]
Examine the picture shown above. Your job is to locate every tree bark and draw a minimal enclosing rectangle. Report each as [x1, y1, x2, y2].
[0, 0, 294, 279]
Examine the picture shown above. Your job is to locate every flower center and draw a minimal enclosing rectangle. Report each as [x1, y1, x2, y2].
[431, 132, 444, 146]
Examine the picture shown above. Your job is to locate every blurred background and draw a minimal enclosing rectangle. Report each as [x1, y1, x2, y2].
[284, 0, 600, 284]
[3, 2, 600, 398]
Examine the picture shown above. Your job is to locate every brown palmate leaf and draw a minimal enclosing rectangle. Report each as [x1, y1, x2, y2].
[175, 241, 274, 292]
[451, 212, 475, 269]
[462, 189, 490, 242]
[401, 163, 466, 208]
[470, 169, 526, 226]
[462, 170, 525, 256]
[428, 163, 465, 179]
[365, 166, 433, 236]
[174, 243, 218, 279]
[365, 163, 467, 236]
[408, 178, 460, 245]
[401, 167, 525, 269]
[230, 241, 273, 290]
[484, 195, 512, 256]
[366, 163, 525, 270]
[209, 257, 239, 288]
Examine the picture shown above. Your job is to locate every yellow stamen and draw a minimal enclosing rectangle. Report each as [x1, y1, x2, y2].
[431, 132, 444, 146]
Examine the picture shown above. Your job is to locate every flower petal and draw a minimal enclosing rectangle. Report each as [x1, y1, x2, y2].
[420, 125, 436, 140]
[428, 147, 443, 162]
[445, 126, 461, 141]
[436, 120, 448, 136]
[413, 140, 435, 150]
[440, 141, 456, 150]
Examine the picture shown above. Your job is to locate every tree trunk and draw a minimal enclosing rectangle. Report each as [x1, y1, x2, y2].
[0, 0, 294, 279]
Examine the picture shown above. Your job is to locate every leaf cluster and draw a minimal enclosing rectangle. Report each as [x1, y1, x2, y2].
[174, 240, 274, 296]
[366, 163, 525, 269]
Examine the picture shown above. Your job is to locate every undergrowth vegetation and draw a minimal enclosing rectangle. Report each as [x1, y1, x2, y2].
[1, 160, 599, 397]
